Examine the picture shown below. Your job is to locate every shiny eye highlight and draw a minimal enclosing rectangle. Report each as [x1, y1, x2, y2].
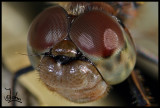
[70, 10, 124, 58]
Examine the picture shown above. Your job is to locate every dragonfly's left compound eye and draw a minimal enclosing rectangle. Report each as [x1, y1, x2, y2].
[70, 10, 136, 85]
[27, 6, 69, 68]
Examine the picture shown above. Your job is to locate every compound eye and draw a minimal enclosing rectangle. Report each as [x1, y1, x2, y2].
[28, 6, 69, 52]
[70, 10, 136, 85]
[70, 10, 124, 58]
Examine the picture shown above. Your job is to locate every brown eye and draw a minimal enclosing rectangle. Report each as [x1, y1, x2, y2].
[70, 10, 124, 58]
[70, 10, 136, 85]
[28, 6, 68, 52]
[27, 6, 69, 68]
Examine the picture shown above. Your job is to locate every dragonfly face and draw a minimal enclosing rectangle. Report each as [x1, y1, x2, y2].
[27, 2, 136, 103]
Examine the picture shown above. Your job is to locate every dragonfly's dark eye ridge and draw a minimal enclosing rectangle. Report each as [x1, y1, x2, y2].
[70, 10, 124, 58]
[28, 6, 69, 52]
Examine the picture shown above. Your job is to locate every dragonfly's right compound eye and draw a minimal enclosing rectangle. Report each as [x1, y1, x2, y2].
[70, 10, 136, 85]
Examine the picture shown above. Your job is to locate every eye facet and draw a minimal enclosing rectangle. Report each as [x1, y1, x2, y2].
[28, 6, 69, 52]
[70, 10, 136, 85]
